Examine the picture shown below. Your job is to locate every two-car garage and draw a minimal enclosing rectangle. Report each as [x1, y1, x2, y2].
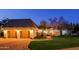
[2, 19, 37, 39]
[7, 30, 29, 38]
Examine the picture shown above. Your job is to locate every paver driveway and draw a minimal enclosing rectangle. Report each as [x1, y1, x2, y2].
[0, 38, 32, 50]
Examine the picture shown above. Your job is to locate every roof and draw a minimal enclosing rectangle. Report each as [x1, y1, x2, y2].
[3, 19, 38, 27]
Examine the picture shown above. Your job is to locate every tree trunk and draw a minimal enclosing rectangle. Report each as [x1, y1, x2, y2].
[60, 30, 62, 36]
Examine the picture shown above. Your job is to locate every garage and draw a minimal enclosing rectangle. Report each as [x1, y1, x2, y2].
[20, 30, 29, 38]
[3, 19, 37, 38]
[7, 30, 17, 38]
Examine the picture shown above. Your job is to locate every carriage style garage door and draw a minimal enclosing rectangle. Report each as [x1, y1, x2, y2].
[7, 30, 29, 38]
[20, 30, 29, 38]
[7, 30, 17, 38]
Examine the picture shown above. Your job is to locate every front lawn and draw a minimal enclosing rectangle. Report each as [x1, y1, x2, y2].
[28, 36, 79, 50]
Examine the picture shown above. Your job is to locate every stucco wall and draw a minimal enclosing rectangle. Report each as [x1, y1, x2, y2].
[3, 27, 37, 38]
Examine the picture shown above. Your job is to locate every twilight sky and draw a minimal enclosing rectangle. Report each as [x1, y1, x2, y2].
[0, 9, 79, 25]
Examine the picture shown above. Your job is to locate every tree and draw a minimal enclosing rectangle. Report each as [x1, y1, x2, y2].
[0, 18, 8, 37]
[39, 20, 48, 38]
[39, 20, 48, 29]
[67, 23, 74, 31]
[0, 18, 8, 28]
[58, 16, 66, 36]
[73, 23, 79, 32]
[49, 17, 58, 29]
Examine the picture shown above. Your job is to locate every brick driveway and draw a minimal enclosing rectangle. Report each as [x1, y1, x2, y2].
[0, 38, 32, 50]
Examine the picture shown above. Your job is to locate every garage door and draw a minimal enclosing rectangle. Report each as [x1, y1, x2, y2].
[20, 30, 29, 38]
[8, 30, 17, 38]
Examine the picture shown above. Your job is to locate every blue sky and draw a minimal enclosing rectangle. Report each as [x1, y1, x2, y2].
[0, 9, 79, 25]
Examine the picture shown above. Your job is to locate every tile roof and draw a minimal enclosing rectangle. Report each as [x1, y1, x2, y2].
[3, 19, 37, 27]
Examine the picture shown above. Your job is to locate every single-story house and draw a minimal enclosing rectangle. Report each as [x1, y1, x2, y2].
[1, 19, 38, 38]
[37, 28, 60, 37]
[37, 28, 70, 36]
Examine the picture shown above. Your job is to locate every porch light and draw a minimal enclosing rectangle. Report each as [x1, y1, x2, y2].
[4, 30, 7, 33]
[29, 29, 33, 34]
[16, 30, 20, 33]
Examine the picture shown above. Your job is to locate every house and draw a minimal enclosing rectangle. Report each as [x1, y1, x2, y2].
[37, 28, 60, 37]
[1, 19, 38, 38]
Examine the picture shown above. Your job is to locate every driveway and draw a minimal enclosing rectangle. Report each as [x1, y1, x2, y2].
[0, 38, 32, 50]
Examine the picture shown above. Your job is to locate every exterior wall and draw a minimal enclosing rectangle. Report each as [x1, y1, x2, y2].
[3, 27, 37, 38]
[62, 30, 70, 35]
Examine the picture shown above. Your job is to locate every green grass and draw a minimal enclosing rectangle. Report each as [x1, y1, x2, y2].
[28, 36, 79, 50]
